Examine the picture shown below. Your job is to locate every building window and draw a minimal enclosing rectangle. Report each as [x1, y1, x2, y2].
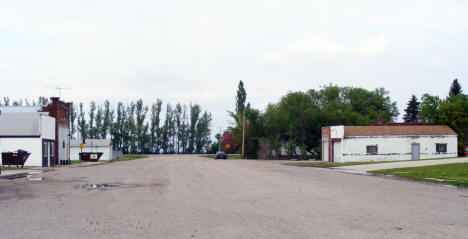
[367, 145, 378, 155]
[436, 144, 447, 153]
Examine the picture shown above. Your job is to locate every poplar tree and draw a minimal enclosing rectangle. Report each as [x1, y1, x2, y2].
[150, 99, 163, 153]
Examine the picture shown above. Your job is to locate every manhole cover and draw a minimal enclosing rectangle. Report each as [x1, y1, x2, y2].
[76, 184, 130, 189]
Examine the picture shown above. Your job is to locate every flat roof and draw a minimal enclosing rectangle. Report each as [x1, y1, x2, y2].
[0, 112, 47, 136]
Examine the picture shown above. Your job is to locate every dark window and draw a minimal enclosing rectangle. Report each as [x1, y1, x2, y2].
[63, 140, 65, 148]
[367, 145, 378, 155]
[436, 144, 447, 153]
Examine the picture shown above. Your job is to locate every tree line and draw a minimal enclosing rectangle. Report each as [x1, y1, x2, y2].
[73, 99, 213, 154]
[1, 97, 213, 154]
[403, 79, 468, 155]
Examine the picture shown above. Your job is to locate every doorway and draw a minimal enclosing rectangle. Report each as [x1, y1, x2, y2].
[412, 143, 420, 160]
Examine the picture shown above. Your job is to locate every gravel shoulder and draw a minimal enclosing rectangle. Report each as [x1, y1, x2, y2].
[0, 155, 467, 239]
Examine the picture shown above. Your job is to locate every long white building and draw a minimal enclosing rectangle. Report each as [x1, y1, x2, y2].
[322, 124, 458, 163]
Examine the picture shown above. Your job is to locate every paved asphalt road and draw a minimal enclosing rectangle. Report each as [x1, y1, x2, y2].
[1, 155, 467, 239]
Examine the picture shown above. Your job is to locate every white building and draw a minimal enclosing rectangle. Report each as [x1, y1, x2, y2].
[322, 125, 458, 163]
[0, 112, 56, 167]
[70, 139, 113, 161]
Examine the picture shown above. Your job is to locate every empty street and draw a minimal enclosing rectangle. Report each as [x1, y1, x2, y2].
[1, 155, 468, 239]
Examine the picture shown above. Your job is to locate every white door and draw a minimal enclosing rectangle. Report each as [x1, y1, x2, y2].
[323, 141, 329, 162]
[412, 143, 420, 160]
[333, 141, 341, 163]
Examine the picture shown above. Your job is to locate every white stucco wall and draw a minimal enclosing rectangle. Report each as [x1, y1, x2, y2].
[330, 126, 344, 139]
[70, 145, 112, 161]
[41, 115, 55, 140]
[341, 135, 458, 162]
[0, 138, 42, 167]
[57, 125, 69, 161]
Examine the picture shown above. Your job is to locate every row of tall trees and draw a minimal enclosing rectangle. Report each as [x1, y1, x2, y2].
[222, 82, 399, 159]
[73, 99, 212, 154]
[0, 96, 49, 107]
[403, 79, 468, 155]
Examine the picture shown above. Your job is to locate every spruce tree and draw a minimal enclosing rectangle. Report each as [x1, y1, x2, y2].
[403, 95, 421, 122]
[449, 78, 462, 96]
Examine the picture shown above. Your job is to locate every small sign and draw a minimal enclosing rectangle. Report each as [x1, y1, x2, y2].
[90, 154, 98, 160]
[80, 144, 84, 149]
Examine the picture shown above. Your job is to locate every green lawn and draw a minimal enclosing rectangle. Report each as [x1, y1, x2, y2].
[370, 163, 468, 187]
[285, 157, 466, 168]
[1, 166, 29, 171]
[70, 160, 85, 164]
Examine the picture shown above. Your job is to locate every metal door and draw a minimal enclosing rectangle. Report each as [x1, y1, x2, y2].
[333, 141, 341, 163]
[412, 143, 420, 160]
[42, 140, 49, 167]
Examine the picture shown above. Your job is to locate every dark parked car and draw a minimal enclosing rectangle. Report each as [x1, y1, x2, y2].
[215, 151, 227, 160]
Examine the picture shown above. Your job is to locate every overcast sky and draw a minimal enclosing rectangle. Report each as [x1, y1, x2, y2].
[1, 0, 467, 132]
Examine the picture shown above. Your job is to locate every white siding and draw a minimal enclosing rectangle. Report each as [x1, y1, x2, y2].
[70, 145, 112, 161]
[341, 135, 458, 162]
[0, 138, 42, 167]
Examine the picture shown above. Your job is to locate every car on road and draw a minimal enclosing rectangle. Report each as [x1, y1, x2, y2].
[215, 151, 227, 160]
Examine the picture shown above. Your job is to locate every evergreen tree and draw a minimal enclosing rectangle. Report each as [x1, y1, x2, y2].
[449, 78, 463, 96]
[403, 95, 420, 122]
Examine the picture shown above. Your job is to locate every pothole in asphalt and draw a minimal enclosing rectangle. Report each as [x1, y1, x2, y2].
[75, 184, 131, 189]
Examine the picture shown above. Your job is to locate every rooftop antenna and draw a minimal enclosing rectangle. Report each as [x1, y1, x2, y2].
[46, 86, 71, 98]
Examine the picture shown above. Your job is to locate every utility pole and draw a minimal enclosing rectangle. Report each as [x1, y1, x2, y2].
[241, 110, 245, 159]
[218, 127, 222, 152]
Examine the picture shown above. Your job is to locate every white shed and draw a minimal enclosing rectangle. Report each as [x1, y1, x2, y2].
[322, 124, 458, 163]
[0, 112, 56, 167]
[70, 139, 113, 161]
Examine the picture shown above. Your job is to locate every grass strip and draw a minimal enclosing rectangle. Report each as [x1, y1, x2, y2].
[370, 163, 468, 187]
